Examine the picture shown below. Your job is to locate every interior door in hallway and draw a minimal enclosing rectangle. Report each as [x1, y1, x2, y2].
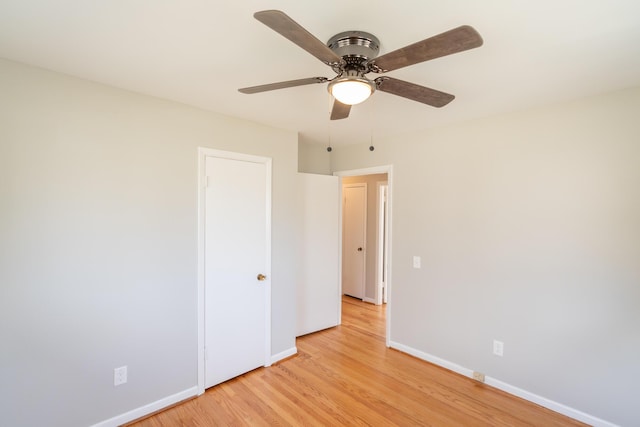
[204, 154, 271, 388]
[342, 183, 366, 299]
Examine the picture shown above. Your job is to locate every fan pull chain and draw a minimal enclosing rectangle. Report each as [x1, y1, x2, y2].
[327, 94, 333, 152]
[369, 100, 375, 152]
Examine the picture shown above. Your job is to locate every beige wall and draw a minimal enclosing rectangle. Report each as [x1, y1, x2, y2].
[298, 141, 332, 174]
[0, 59, 299, 427]
[342, 174, 388, 301]
[330, 86, 640, 426]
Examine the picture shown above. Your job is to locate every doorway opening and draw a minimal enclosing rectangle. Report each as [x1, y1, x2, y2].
[334, 166, 392, 345]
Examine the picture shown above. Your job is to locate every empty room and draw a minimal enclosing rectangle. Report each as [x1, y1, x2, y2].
[1, 1, 639, 426]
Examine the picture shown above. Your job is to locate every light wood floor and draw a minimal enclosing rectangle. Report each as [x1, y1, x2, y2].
[129, 296, 586, 426]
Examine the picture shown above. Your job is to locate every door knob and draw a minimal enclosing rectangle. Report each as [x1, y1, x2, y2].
[357, 247, 363, 252]
[257, 273, 267, 281]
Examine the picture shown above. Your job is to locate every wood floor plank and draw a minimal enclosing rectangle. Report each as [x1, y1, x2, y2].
[128, 296, 587, 426]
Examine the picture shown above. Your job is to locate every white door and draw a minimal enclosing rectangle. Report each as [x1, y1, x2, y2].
[297, 173, 340, 336]
[342, 184, 366, 299]
[204, 154, 270, 388]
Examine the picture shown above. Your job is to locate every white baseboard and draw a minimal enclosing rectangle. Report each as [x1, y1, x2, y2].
[271, 346, 297, 365]
[388, 341, 617, 427]
[390, 341, 474, 378]
[483, 376, 617, 427]
[363, 297, 376, 304]
[91, 386, 198, 427]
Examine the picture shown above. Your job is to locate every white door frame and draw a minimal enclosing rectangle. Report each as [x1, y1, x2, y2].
[334, 165, 393, 346]
[197, 147, 272, 395]
[376, 181, 389, 305]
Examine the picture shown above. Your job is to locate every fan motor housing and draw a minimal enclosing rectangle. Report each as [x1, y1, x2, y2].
[327, 31, 380, 65]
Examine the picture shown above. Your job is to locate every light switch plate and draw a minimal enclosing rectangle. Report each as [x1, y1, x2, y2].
[413, 256, 421, 269]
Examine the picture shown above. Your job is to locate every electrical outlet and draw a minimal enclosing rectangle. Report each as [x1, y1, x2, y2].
[114, 366, 128, 386]
[472, 371, 485, 382]
[493, 340, 504, 357]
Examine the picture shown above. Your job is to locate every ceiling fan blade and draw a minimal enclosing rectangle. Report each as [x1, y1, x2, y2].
[239, 77, 328, 94]
[330, 99, 351, 120]
[375, 77, 455, 107]
[254, 10, 342, 65]
[370, 25, 483, 72]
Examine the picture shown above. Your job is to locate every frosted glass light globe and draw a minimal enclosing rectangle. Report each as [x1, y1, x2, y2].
[329, 78, 374, 105]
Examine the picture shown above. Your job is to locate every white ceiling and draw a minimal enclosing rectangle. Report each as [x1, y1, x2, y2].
[1, 1, 639, 147]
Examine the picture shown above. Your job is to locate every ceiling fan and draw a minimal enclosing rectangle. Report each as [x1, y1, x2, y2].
[239, 10, 483, 120]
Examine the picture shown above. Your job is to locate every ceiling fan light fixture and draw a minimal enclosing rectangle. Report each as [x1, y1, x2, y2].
[328, 77, 375, 105]
[242, 10, 484, 120]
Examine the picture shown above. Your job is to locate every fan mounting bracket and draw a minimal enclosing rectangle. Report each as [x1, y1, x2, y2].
[327, 31, 380, 73]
